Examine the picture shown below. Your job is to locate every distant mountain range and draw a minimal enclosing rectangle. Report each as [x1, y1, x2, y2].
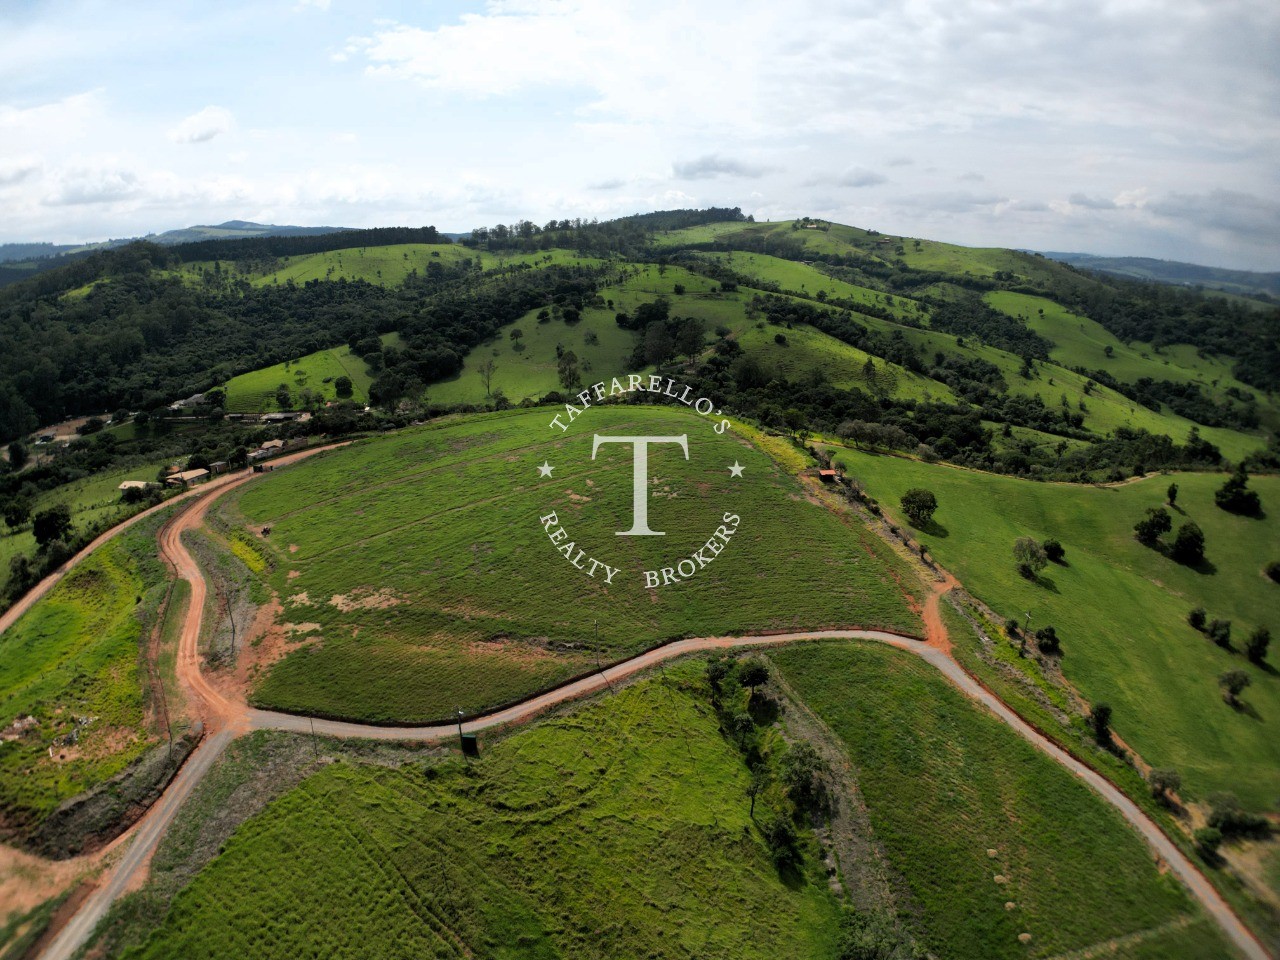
[0, 221, 351, 264]
[1039, 252, 1280, 299]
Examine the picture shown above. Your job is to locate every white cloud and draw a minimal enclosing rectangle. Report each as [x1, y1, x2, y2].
[43, 168, 140, 206]
[168, 106, 234, 144]
[672, 155, 772, 180]
[0, 156, 41, 186]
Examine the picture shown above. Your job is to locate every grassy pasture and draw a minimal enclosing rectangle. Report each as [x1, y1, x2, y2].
[772, 642, 1231, 960]
[694, 251, 924, 320]
[0, 510, 172, 828]
[827, 449, 1280, 809]
[116, 672, 843, 960]
[223, 406, 921, 722]
[430, 263, 945, 408]
[221, 336, 396, 413]
[987, 292, 1276, 419]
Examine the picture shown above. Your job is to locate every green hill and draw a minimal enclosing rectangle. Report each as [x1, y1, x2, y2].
[826, 448, 1280, 809]
[219, 406, 920, 723]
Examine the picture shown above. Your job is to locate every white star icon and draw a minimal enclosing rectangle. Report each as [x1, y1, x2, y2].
[728, 462, 745, 478]
[537, 461, 554, 478]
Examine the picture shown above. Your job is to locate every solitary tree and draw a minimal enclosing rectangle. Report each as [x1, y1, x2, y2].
[1219, 669, 1251, 706]
[556, 351, 579, 390]
[1207, 619, 1232, 648]
[1215, 467, 1261, 515]
[7, 441, 27, 470]
[738, 657, 770, 691]
[3, 496, 30, 530]
[334, 375, 353, 398]
[1035, 625, 1061, 655]
[477, 359, 498, 396]
[1245, 627, 1271, 665]
[32, 504, 72, 547]
[1187, 607, 1207, 631]
[1149, 768, 1181, 803]
[275, 383, 292, 410]
[1042, 538, 1065, 563]
[1166, 482, 1178, 507]
[1267, 561, 1280, 583]
[1013, 537, 1048, 579]
[1170, 521, 1205, 565]
[1134, 507, 1172, 546]
[1090, 702, 1113, 746]
[900, 488, 938, 527]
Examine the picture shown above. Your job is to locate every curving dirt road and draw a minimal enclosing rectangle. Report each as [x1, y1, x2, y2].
[30, 451, 1273, 960]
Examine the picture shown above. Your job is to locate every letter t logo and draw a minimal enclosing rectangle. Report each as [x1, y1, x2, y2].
[592, 435, 689, 535]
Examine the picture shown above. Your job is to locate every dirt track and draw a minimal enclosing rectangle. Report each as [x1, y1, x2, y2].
[27, 448, 1274, 960]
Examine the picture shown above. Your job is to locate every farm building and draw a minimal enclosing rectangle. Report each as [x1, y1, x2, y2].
[117, 480, 159, 492]
[165, 468, 210, 488]
[818, 469, 838, 482]
[208, 461, 230, 475]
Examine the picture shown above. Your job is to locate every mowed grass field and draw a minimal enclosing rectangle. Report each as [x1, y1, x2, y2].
[114, 673, 843, 960]
[772, 642, 1231, 960]
[222, 406, 922, 722]
[828, 449, 1280, 809]
[0, 511, 172, 830]
[221, 335, 397, 412]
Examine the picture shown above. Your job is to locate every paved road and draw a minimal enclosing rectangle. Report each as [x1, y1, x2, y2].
[28, 449, 1274, 960]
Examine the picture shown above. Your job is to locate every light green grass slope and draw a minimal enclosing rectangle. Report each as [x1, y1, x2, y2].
[221, 337, 395, 412]
[828, 451, 1280, 808]
[0, 511, 172, 827]
[120, 674, 843, 960]
[772, 642, 1232, 960]
[225, 406, 921, 723]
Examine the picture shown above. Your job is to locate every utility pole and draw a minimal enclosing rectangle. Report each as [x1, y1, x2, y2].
[309, 716, 319, 759]
[595, 620, 614, 695]
[456, 707, 467, 760]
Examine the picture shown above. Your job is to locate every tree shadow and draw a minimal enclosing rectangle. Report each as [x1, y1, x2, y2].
[1033, 574, 1060, 593]
[1181, 556, 1219, 576]
[914, 518, 949, 538]
[1227, 698, 1261, 721]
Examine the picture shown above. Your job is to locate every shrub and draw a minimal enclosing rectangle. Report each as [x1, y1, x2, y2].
[899, 488, 938, 527]
[1035, 625, 1060, 655]
[1169, 521, 1205, 565]
[1187, 607, 1206, 631]
[737, 657, 770, 690]
[1214, 467, 1261, 515]
[1193, 826, 1222, 859]
[762, 817, 801, 870]
[1089, 702, 1112, 746]
[1218, 669, 1250, 705]
[1207, 792, 1270, 838]
[1149, 768, 1181, 802]
[1042, 538, 1065, 563]
[1013, 537, 1047, 579]
[1245, 627, 1270, 665]
[1207, 619, 1231, 648]
[780, 742, 829, 815]
[1133, 507, 1171, 546]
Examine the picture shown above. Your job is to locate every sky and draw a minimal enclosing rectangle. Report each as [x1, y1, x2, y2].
[1, 0, 1278, 269]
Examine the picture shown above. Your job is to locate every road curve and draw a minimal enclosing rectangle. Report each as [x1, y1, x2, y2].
[34, 449, 1273, 960]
